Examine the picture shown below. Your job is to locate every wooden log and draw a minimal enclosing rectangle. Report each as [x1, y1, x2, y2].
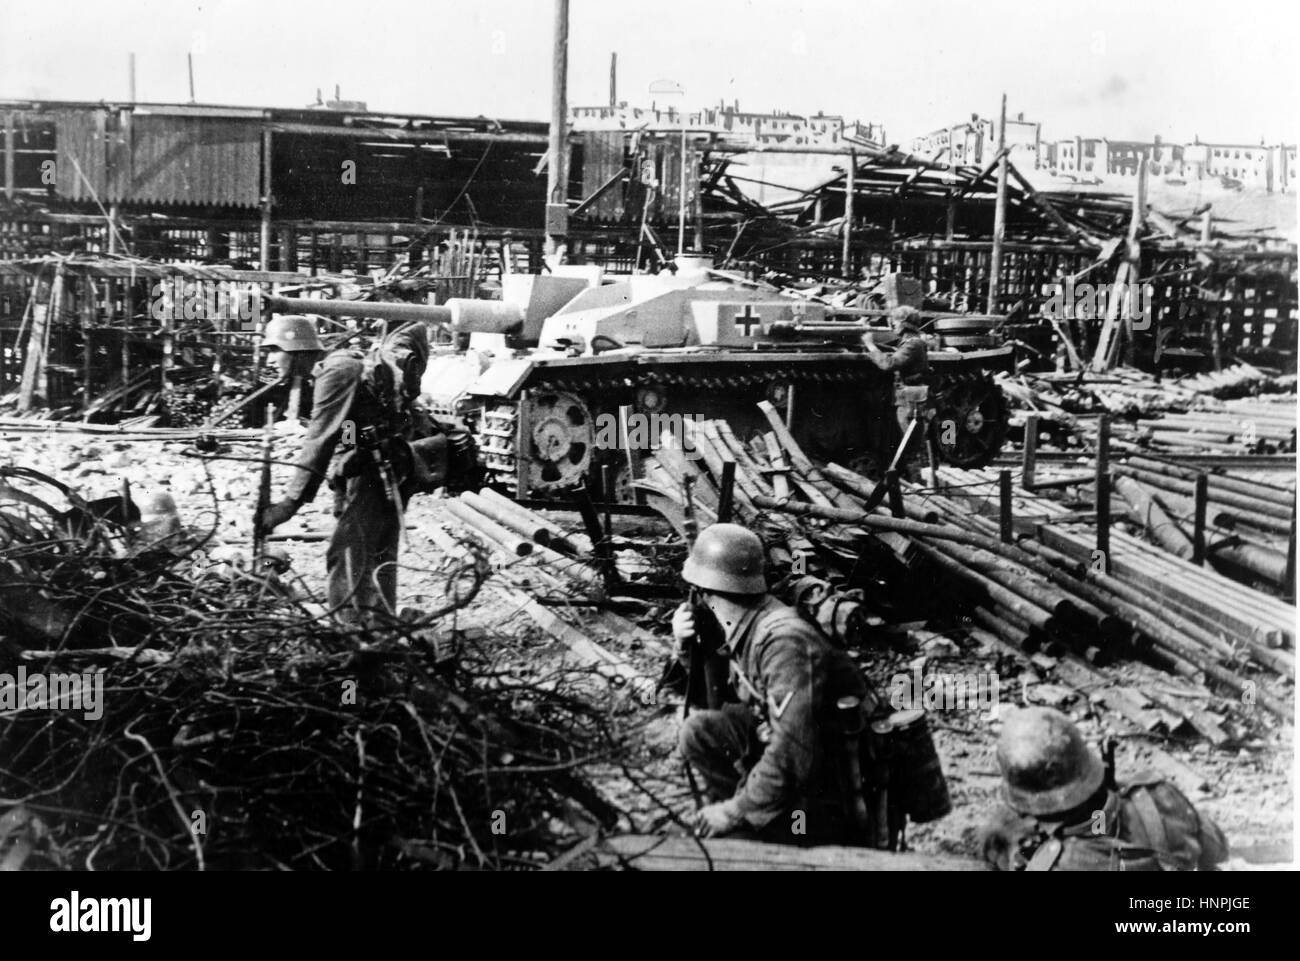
[445, 499, 533, 556]
[1127, 455, 1296, 507]
[916, 542, 1057, 634]
[594, 834, 991, 871]
[1114, 464, 1293, 521]
[477, 487, 592, 554]
[463, 490, 553, 545]
[1113, 475, 1193, 558]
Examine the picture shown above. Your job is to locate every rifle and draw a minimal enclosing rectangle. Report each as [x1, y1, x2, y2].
[252, 402, 276, 563]
[356, 425, 407, 548]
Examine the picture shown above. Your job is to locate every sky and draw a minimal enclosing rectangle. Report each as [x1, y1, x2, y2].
[1, 0, 1296, 145]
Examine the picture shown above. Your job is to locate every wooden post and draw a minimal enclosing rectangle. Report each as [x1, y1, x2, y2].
[1094, 414, 1110, 571]
[986, 93, 1008, 314]
[885, 470, 905, 519]
[1200, 209, 1212, 245]
[19, 266, 60, 411]
[998, 469, 1013, 543]
[716, 460, 737, 524]
[841, 150, 855, 279]
[128, 53, 136, 103]
[259, 129, 273, 270]
[1191, 472, 1208, 566]
[693, 149, 705, 252]
[122, 279, 132, 389]
[278, 226, 296, 271]
[187, 52, 196, 103]
[161, 286, 173, 398]
[545, 0, 570, 257]
[107, 204, 119, 254]
[1121, 153, 1148, 367]
[1021, 414, 1039, 490]
[81, 276, 93, 415]
[678, 127, 688, 257]
[4, 111, 14, 202]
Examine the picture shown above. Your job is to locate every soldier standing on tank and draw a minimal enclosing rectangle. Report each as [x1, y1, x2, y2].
[671, 523, 881, 845]
[981, 706, 1229, 871]
[255, 315, 431, 626]
[862, 305, 931, 476]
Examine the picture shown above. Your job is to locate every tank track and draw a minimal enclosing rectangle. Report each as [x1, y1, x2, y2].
[476, 359, 1006, 492]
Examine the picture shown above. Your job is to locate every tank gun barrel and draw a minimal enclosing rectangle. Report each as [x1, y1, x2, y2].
[262, 295, 454, 325]
[261, 295, 525, 335]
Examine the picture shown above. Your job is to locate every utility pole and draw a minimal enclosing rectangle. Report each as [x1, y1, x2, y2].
[188, 53, 196, 103]
[987, 93, 1008, 314]
[545, 0, 570, 257]
[841, 149, 855, 278]
[609, 51, 617, 108]
[128, 53, 137, 103]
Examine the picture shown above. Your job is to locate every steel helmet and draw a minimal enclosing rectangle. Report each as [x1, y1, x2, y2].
[681, 523, 766, 595]
[261, 314, 324, 352]
[996, 706, 1106, 816]
[137, 490, 181, 546]
[889, 305, 922, 332]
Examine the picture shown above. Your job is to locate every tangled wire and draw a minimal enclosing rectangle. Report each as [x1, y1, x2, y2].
[1, 466, 631, 870]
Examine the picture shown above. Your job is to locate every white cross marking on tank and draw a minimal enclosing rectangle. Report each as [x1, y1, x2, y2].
[735, 305, 763, 337]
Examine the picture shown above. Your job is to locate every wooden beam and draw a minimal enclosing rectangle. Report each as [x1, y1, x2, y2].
[594, 834, 990, 871]
[986, 94, 1009, 314]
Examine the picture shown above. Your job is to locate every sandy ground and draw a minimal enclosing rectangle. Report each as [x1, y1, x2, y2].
[3, 430, 1293, 868]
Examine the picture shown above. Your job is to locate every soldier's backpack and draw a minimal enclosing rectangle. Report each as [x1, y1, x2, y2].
[1024, 776, 1222, 872]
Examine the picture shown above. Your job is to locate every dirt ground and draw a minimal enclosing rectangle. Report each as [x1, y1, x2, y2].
[4, 430, 1293, 868]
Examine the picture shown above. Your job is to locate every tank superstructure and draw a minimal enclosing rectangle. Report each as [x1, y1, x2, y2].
[418, 258, 1012, 498]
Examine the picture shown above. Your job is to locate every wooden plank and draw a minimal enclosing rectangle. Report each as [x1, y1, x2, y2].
[596, 834, 990, 871]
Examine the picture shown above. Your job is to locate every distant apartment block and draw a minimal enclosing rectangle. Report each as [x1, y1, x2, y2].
[570, 101, 884, 147]
[912, 114, 1294, 193]
[910, 113, 1043, 167]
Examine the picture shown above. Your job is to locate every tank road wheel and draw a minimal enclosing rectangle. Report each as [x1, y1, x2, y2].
[525, 390, 594, 492]
[930, 374, 1009, 468]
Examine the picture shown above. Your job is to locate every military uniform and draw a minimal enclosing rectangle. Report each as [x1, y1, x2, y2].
[280, 324, 430, 622]
[679, 594, 879, 845]
[983, 775, 1229, 871]
[870, 331, 930, 452]
[983, 707, 1228, 872]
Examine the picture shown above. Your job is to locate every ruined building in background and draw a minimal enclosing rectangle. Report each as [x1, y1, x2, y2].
[909, 112, 1295, 193]
[570, 100, 885, 149]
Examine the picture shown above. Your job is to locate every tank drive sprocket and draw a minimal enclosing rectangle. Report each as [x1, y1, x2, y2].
[929, 372, 1010, 468]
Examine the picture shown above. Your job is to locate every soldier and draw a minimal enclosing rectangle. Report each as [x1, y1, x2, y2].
[672, 523, 881, 844]
[256, 315, 433, 626]
[863, 305, 931, 475]
[981, 706, 1228, 871]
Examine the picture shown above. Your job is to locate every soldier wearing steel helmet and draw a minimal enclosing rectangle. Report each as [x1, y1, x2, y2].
[255, 314, 432, 625]
[981, 707, 1228, 871]
[672, 523, 881, 843]
[862, 305, 932, 475]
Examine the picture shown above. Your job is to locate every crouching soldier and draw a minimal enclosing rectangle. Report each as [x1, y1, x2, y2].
[256, 315, 437, 626]
[981, 706, 1228, 871]
[672, 523, 883, 845]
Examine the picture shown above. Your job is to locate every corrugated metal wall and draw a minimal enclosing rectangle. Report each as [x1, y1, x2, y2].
[56, 110, 262, 208]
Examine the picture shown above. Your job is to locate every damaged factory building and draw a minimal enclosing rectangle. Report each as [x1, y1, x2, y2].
[0, 0, 1295, 877]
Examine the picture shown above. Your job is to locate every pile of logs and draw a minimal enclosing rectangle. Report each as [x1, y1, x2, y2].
[638, 406, 1293, 739]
